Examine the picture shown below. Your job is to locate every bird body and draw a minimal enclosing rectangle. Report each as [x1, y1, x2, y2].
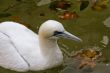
[0, 20, 81, 72]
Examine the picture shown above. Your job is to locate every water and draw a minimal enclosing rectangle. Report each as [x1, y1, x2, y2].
[0, 0, 110, 73]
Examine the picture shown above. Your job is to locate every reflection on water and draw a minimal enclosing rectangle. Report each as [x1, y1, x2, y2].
[0, 0, 110, 73]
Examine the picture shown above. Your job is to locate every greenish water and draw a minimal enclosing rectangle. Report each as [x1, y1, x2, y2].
[0, 0, 110, 73]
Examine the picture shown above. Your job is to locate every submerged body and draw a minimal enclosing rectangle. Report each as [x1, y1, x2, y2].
[0, 20, 81, 72]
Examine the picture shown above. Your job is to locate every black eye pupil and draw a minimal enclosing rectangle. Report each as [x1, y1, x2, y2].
[53, 31, 63, 36]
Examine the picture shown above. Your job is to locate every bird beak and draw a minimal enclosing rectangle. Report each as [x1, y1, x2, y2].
[56, 31, 82, 42]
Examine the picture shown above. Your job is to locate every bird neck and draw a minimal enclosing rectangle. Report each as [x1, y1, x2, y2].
[38, 36, 63, 68]
[39, 37, 60, 57]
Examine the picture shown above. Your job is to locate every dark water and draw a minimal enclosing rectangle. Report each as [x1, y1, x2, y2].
[0, 0, 110, 73]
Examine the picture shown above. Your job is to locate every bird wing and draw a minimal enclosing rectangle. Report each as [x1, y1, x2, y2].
[0, 32, 29, 72]
[0, 22, 41, 70]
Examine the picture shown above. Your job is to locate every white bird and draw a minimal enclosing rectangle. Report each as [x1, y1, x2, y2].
[0, 20, 82, 72]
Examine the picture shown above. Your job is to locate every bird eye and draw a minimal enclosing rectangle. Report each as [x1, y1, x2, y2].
[53, 31, 63, 36]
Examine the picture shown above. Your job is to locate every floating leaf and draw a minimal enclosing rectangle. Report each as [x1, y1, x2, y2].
[59, 11, 79, 20]
[91, 0, 109, 11]
[96, 0, 109, 6]
[60, 59, 94, 73]
[60, 58, 110, 73]
[0, 13, 11, 18]
[80, 1, 89, 11]
[49, 1, 72, 11]
[92, 4, 107, 11]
